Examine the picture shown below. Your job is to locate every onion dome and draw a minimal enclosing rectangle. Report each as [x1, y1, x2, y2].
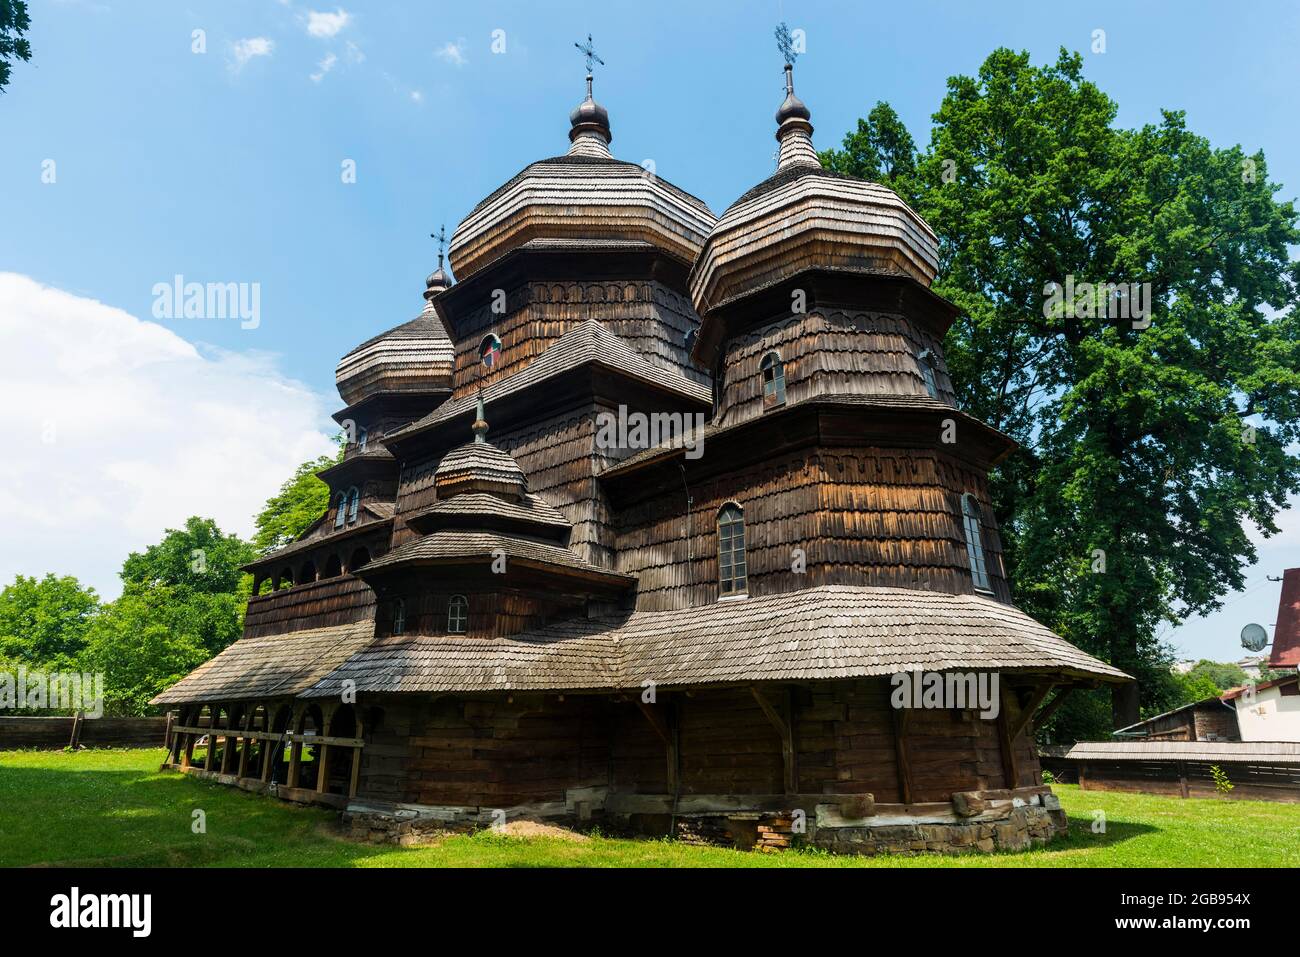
[689, 63, 939, 318]
[335, 274, 455, 405]
[447, 73, 715, 281]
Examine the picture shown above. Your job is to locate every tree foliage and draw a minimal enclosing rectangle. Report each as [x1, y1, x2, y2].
[0, 574, 99, 669]
[823, 48, 1300, 732]
[252, 453, 338, 555]
[0, 0, 31, 93]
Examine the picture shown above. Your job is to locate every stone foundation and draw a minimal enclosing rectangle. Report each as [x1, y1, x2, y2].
[340, 788, 1068, 855]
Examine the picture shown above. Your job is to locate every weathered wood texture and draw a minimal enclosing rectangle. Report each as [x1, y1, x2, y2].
[244, 576, 377, 638]
[717, 309, 956, 427]
[359, 679, 1043, 808]
[447, 280, 707, 400]
[0, 716, 168, 750]
[616, 444, 1010, 611]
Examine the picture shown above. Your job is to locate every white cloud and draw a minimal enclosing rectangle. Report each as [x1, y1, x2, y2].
[410, 89, 423, 103]
[310, 52, 337, 83]
[306, 8, 351, 39]
[231, 36, 274, 71]
[435, 38, 468, 67]
[344, 40, 365, 64]
[0, 274, 335, 598]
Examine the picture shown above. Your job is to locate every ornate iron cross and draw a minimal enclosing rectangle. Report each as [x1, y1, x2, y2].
[574, 33, 604, 74]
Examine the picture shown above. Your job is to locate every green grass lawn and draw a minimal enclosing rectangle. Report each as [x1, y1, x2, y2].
[1, 748, 1295, 867]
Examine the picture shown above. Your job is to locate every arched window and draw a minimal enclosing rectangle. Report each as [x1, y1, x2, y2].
[961, 493, 991, 592]
[347, 487, 360, 524]
[323, 554, 342, 578]
[347, 547, 371, 573]
[392, 598, 406, 636]
[717, 503, 748, 596]
[447, 595, 468, 634]
[684, 329, 698, 355]
[297, 561, 317, 585]
[918, 348, 938, 399]
[334, 493, 347, 529]
[357, 426, 368, 451]
[479, 334, 502, 370]
[760, 351, 786, 409]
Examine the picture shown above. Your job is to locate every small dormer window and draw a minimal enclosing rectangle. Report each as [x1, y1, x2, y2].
[717, 503, 748, 596]
[347, 487, 360, 524]
[918, 348, 938, 399]
[961, 493, 991, 592]
[334, 493, 347, 529]
[447, 595, 468, 634]
[479, 334, 502, 370]
[392, 598, 406, 635]
[760, 351, 786, 409]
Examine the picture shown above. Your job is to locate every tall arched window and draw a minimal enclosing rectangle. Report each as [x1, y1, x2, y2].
[961, 493, 991, 592]
[447, 595, 468, 634]
[334, 493, 347, 529]
[760, 351, 786, 409]
[391, 598, 406, 636]
[717, 503, 748, 596]
[917, 348, 938, 399]
[347, 487, 360, 523]
[357, 426, 368, 451]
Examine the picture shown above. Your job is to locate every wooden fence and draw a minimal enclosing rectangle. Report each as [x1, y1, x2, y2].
[0, 714, 171, 750]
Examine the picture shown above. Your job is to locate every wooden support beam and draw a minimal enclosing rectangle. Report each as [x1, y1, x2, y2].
[1032, 685, 1076, 732]
[891, 706, 913, 805]
[751, 686, 798, 794]
[636, 698, 679, 793]
[1009, 681, 1056, 741]
[286, 705, 304, 789]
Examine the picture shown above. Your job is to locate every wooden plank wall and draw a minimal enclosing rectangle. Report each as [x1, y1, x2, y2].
[244, 576, 377, 638]
[616, 444, 1010, 612]
[362, 679, 1044, 808]
[718, 309, 956, 428]
[0, 716, 168, 750]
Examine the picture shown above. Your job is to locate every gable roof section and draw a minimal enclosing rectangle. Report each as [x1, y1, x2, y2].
[387, 321, 710, 444]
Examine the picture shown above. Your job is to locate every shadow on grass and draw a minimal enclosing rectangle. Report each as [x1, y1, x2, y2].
[1055, 811, 1157, 851]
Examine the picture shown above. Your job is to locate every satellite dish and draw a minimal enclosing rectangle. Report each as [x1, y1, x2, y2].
[1241, 623, 1269, 653]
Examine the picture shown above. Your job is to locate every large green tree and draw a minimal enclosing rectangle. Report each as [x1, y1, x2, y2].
[823, 48, 1300, 731]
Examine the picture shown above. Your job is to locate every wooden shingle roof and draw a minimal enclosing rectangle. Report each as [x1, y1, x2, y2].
[355, 530, 633, 585]
[299, 584, 1127, 699]
[1064, 741, 1300, 764]
[151, 621, 376, 705]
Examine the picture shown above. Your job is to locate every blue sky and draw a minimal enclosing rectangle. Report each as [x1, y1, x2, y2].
[2, 0, 1297, 661]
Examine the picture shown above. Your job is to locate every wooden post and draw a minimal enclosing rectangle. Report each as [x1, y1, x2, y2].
[68, 710, 84, 750]
[997, 687, 1019, 789]
[751, 686, 798, 794]
[163, 711, 174, 752]
[236, 706, 253, 780]
[286, 705, 304, 789]
[182, 710, 196, 770]
[1009, 682, 1055, 741]
[891, 706, 913, 804]
[316, 704, 337, 795]
[204, 708, 218, 772]
[1177, 761, 1189, 798]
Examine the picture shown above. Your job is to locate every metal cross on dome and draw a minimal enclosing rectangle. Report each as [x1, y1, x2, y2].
[775, 21, 799, 66]
[574, 33, 604, 75]
[430, 224, 447, 267]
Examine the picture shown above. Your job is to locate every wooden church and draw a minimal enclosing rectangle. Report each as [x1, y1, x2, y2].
[155, 41, 1127, 855]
